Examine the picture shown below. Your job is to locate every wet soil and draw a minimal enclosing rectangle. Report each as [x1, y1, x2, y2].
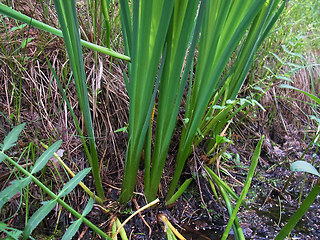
[1, 120, 320, 240]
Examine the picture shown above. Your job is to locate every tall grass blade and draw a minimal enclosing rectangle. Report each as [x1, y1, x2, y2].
[165, 178, 192, 206]
[219, 187, 243, 240]
[275, 180, 320, 240]
[118, 0, 175, 203]
[100, 0, 111, 48]
[228, 0, 285, 99]
[145, 0, 205, 202]
[205, 166, 240, 202]
[167, 0, 282, 200]
[52, 0, 104, 199]
[221, 135, 264, 240]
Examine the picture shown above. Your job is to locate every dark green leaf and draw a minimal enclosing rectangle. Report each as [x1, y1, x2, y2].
[0, 177, 32, 211]
[31, 140, 62, 174]
[23, 200, 56, 239]
[1, 123, 26, 151]
[58, 168, 91, 198]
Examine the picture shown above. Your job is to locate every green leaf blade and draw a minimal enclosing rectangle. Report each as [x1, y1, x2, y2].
[23, 200, 56, 240]
[0, 152, 5, 163]
[0, 177, 32, 211]
[31, 140, 62, 174]
[290, 161, 320, 177]
[61, 220, 82, 240]
[58, 168, 91, 198]
[82, 197, 94, 216]
[61, 198, 94, 240]
[1, 123, 26, 151]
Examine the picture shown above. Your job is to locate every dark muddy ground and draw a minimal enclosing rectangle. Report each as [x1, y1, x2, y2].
[1, 117, 320, 240]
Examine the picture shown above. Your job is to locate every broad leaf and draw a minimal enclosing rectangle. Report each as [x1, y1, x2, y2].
[23, 200, 56, 240]
[290, 161, 320, 177]
[31, 140, 62, 174]
[58, 168, 91, 198]
[0, 177, 32, 211]
[1, 123, 26, 151]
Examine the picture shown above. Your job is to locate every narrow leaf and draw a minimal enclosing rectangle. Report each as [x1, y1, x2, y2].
[61, 198, 94, 240]
[10, 23, 27, 31]
[0, 222, 23, 240]
[58, 168, 91, 198]
[21, 37, 34, 49]
[275, 182, 320, 239]
[23, 200, 56, 239]
[0, 177, 32, 211]
[205, 166, 240, 201]
[1, 123, 26, 151]
[0, 152, 5, 164]
[290, 161, 320, 177]
[166, 178, 192, 205]
[82, 197, 94, 216]
[31, 140, 62, 174]
[221, 135, 264, 240]
[61, 220, 82, 240]
[280, 84, 320, 106]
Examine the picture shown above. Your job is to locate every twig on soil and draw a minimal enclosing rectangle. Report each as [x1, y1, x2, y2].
[133, 198, 152, 239]
[112, 198, 160, 239]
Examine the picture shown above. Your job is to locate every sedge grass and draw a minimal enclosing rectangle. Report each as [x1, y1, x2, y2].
[221, 136, 264, 240]
[52, 0, 105, 199]
[1, 0, 286, 206]
[118, 0, 176, 203]
[116, 0, 286, 204]
[166, 0, 284, 200]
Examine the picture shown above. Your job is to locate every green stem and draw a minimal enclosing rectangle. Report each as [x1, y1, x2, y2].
[0, 3, 130, 61]
[101, 0, 111, 48]
[2, 153, 111, 240]
[221, 135, 264, 240]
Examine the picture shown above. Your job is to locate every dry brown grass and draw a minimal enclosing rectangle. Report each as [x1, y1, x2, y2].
[0, 0, 129, 182]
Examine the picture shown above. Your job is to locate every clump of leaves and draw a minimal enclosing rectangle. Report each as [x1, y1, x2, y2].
[0, 124, 111, 240]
